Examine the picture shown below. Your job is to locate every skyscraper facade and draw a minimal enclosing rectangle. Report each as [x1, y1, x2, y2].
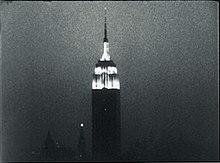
[92, 8, 121, 160]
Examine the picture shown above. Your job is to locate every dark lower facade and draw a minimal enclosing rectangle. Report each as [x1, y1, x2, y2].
[92, 88, 120, 160]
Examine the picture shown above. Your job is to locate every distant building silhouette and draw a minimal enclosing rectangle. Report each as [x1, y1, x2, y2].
[40, 131, 56, 160]
[92, 8, 121, 160]
[78, 123, 86, 160]
[39, 131, 75, 161]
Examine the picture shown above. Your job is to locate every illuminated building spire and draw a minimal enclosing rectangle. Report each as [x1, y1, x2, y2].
[92, 8, 120, 90]
[101, 8, 110, 61]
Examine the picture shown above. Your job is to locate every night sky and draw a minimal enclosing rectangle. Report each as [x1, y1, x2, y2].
[1, 1, 219, 161]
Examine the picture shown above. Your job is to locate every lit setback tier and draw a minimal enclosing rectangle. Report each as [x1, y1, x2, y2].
[92, 60, 120, 90]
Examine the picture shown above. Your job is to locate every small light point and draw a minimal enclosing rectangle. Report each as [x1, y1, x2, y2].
[80, 123, 84, 127]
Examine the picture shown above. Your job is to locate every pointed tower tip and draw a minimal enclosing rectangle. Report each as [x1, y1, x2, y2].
[104, 8, 107, 19]
[101, 7, 110, 61]
[103, 7, 108, 43]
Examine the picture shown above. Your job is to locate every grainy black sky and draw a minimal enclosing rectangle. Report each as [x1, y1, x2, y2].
[1, 1, 219, 161]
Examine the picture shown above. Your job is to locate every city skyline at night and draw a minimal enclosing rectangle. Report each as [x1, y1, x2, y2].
[1, 1, 219, 162]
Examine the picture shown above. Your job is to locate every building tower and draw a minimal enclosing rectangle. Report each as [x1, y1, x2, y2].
[40, 131, 57, 160]
[78, 123, 86, 160]
[92, 8, 120, 160]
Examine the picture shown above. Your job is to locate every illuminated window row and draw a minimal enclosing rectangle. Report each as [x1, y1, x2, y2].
[92, 73, 120, 90]
[94, 66, 118, 75]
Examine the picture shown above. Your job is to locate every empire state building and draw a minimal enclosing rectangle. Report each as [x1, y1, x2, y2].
[92, 8, 121, 160]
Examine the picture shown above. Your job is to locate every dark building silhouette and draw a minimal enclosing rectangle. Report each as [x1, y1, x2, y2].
[92, 8, 121, 160]
[40, 131, 57, 160]
[34, 124, 88, 161]
[38, 131, 76, 161]
[78, 123, 86, 160]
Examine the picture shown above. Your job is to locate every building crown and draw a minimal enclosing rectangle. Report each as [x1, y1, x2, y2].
[92, 8, 120, 90]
